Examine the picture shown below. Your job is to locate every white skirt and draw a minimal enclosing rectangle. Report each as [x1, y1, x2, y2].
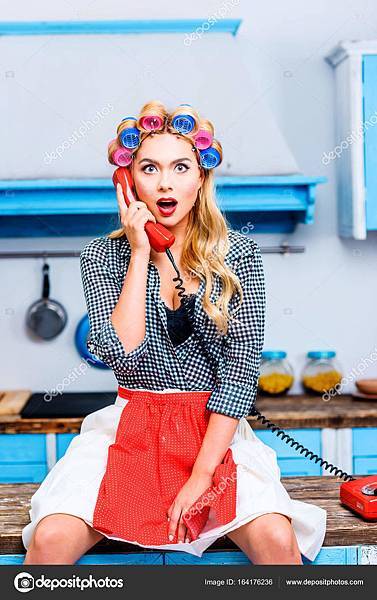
[22, 391, 327, 562]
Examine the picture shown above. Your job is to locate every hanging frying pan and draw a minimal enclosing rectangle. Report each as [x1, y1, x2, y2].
[26, 260, 67, 340]
[75, 314, 110, 369]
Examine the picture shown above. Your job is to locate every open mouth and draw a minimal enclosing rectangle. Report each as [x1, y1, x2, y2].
[156, 199, 178, 208]
[156, 199, 178, 216]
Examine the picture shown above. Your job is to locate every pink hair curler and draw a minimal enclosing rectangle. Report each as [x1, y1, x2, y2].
[112, 147, 133, 167]
[193, 129, 213, 150]
[140, 115, 164, 131]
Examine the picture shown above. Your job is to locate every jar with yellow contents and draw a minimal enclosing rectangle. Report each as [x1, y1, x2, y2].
[258, 351, 294, 396]
[301, 350, 343, 395]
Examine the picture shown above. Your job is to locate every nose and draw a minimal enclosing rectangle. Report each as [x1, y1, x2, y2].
[157, 171, 173, 192]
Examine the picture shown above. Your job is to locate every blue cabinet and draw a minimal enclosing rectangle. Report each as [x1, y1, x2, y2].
[0, 434, 47, 483]
[255, 429, 322, 476]
[0, 432, 79, 482]
[363, 55, 377, 231]
[352, 427, 377, 474]
[326, 42, 377, 239]
[1, 426, 375, 481]
[56, 433, 78, 460]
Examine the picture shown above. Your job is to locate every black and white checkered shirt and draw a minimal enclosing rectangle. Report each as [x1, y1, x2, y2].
[80, 229, 266, 420]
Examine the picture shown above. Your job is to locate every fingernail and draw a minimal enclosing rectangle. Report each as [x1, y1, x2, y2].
[178, 539, 183, 543]
[185, 537, 190, 543]
[168, 534, 173, 541]
[167, 517, 170, 521]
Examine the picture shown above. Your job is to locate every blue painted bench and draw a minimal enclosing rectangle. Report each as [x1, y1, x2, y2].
[1, 477, 376, 565]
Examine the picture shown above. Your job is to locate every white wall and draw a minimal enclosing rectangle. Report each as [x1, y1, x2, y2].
[1, 0, 376, 397]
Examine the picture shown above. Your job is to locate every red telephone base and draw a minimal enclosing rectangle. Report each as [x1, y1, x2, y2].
[340, 474, 377, 520]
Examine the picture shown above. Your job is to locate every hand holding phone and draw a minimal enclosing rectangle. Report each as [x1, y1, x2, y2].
[113, 167, 175, 253]
[115, 177, 152, 256]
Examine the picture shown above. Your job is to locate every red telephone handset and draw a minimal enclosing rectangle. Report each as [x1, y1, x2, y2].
[112, 167, 175, 253]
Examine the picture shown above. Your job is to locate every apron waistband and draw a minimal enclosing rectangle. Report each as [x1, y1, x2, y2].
[117, 385, 212, 403]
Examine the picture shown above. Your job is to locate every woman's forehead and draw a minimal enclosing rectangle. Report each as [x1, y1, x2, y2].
[138, 131, 193, 159]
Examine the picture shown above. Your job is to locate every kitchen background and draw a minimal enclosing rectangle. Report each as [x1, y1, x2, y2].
[1, 0, 377, 398]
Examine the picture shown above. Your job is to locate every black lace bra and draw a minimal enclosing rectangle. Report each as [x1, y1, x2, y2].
[163, 294, 196, 347]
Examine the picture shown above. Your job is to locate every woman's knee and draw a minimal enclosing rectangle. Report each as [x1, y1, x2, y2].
[260, 515, 300, 557]
[30, 515, 74, 552]
[228, 513, 302, 563]
[31, 513, 102, 553]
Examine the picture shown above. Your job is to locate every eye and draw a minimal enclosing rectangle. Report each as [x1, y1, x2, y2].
[175, 163, 189, 172]
[142, 164, 157, 174]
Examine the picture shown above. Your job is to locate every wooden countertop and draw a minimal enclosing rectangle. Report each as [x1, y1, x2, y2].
[250, 394, 377, 429]
[1, 477, 376, 554]
[0, 393, 376, 433]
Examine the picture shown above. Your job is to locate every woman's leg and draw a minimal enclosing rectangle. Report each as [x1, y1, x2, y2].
[24, 513, 104, 565]
[226, 512, 303, 564]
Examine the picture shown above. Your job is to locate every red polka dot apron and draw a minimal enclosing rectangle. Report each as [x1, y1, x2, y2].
[92, 386, 238, 545]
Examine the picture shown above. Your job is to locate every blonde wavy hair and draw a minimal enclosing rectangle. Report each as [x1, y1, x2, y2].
[107, 100, 244, 336]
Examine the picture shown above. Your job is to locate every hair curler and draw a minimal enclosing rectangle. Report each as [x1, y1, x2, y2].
[193, 129, 213, 150]
[112, 147, 133, 167]
[199, 147, 221, 169]
[119, 126, 140, 149]
[172, 114, 196, 134]
[139, 115, 164, 131]
[108, 140, 133, 167]
[171, 104, 199, 135]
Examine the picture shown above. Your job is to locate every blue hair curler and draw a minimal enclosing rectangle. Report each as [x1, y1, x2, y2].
[199, 147, 221, 169]
[119, 126, 140, 149]
[172, 113, 195, 135]
[121, 116, 137, 122]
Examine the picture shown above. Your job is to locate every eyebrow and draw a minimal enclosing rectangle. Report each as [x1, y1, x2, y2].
[138, 157, 192, 166]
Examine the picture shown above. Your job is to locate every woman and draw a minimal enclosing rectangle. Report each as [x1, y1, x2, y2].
[22, 100, 326, 565]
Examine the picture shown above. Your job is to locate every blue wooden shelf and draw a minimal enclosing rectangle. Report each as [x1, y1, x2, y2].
[0, 19, 241, 36]
[0, 176, 326, 237]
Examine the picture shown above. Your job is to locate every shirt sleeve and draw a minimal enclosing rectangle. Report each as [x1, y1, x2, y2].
[79, 242, 149, 372]
[205, 242, 266, 419]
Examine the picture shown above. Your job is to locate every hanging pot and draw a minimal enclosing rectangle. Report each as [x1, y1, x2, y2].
[25, 260, 68, 340]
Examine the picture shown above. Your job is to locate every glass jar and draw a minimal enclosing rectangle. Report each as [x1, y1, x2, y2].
[301, 350, 343, 395]
[258, 350, 294, 396]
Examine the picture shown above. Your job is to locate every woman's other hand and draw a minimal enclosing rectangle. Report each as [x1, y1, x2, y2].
[166, 471, 213, 544]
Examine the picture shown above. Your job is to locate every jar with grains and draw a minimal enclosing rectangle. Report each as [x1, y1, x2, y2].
[258, 350, 294, 396]
[301, 350, 343, 395]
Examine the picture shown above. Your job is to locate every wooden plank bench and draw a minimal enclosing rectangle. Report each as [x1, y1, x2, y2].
[0, 477, 376, 565]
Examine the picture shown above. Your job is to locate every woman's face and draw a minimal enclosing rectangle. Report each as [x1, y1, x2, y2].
[131, 132, 204, 228]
